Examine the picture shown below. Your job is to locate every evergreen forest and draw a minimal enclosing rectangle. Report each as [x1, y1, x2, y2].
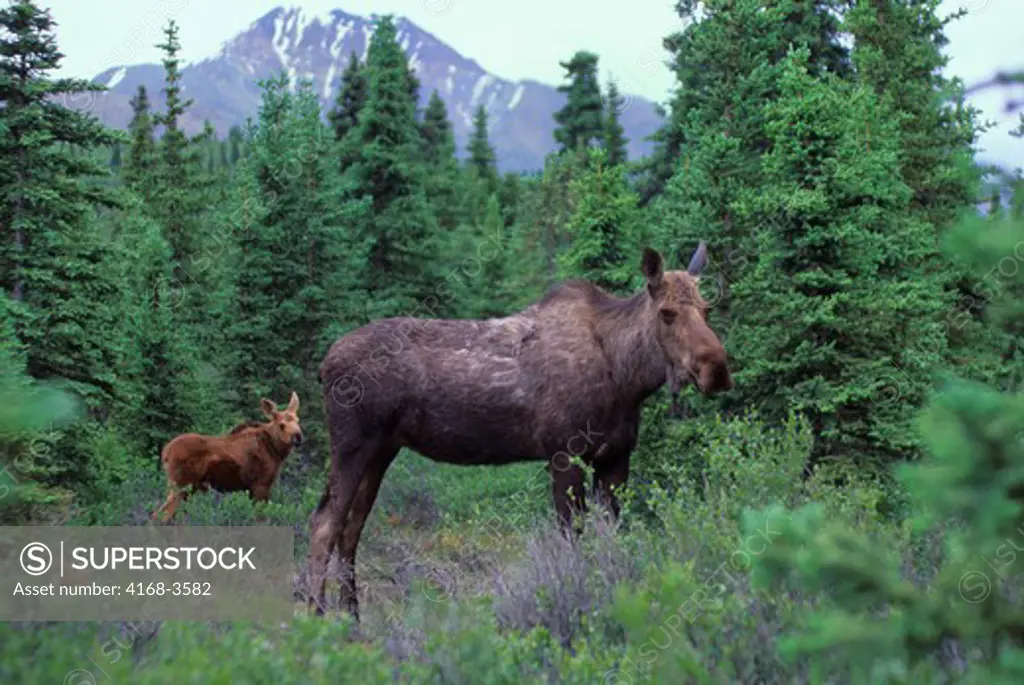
[3, 1, 1024, 682]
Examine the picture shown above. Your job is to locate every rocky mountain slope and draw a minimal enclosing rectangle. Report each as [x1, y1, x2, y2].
[85, 6, 663, 172]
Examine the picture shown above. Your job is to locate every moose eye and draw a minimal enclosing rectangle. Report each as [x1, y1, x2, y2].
[659, 308, 678, 324]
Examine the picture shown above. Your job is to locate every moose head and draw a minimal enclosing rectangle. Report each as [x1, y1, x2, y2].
[641, 244, 733, 396]
[261, 391, 303, 448]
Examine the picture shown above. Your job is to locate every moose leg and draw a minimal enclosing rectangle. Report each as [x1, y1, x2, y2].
[154, 486, 191, 523]
[337, 446, 398, 620]
[594, 457, 630, 522]
[244, 484, 271, 524]
[152, 490, 178, 522]
[551, 457, 587, 539]
[306, 437, 381, 617]
[250, 484, 270, 503]
[307, 488, 336, 615]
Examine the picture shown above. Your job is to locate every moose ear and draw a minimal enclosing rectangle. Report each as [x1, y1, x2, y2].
[640, 248, 664, 294]
[260, 398, 276, 418]
[287, 391, 299, 414]
[687, 242, 709, 277]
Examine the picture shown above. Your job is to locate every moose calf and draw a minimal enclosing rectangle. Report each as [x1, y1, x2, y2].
[152, 392, 303, 522]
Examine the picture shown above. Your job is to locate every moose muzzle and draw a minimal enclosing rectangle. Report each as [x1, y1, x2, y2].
[695, 348, 733, 395]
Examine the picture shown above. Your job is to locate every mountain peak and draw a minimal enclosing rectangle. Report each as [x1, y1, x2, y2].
[82, 5, 661, 172]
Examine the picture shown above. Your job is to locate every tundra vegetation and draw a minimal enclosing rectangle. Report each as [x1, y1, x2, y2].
[2, 1, 1024, 683]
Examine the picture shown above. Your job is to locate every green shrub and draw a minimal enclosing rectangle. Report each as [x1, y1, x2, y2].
[741, 215, 1024, 683]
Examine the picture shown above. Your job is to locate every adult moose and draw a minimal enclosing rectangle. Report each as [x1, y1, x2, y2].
[307, 245, 732, 618]
[152, 393, 303, 522]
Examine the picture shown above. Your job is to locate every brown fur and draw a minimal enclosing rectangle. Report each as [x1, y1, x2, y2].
[152, 393, 303, 523]
[229, 421, 264, 435]
[668, 369, 691, 418]
[306, 246, 732, 618]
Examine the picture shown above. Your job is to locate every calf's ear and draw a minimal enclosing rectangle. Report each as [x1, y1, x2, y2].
[287, 391, 299, 414]
[260, 398, 276, 418]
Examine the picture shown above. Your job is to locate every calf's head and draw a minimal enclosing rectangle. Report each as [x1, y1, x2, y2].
[260, 392, 304, 448]
[641, 245, 732, 396]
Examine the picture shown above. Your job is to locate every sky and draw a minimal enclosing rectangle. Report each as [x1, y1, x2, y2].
[41, 0, 1024, 169]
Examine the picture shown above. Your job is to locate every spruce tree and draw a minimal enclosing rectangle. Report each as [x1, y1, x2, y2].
[498, 171, 522, 228]
[652, 0, 848, 243]
[553, 50, 604, 153]
[125, 85, 156, 194]
[459, 103, 500, 238]
[228, 125, 243, 164]
[328, 50, 367, 144]
[152, 20, 201, 265]
[477, 193, 508, 314]
[498, 173, 547, 309]
[602, 80, 628, 167]
[342, 15, 439, 318]
[0, 0, 124, 403]
[226, 77, 355, 409]
[846, 0, 975, 227]
[989, 189, 1004, 219]
[449, 193, 510, 318]
[521, 148, 589, 287]
[0, 1, 132, 501]
[746, 209, 1024, 683]
[634, 101, 684, 207]
[420, 90, 461, 232]
[557, 147, 642, 294]
[467, 103, 499, 194]
[149, 21, 223, 345]
[649, 0, 853, 436]
[421, 90, 454, 166]
[847, 0, 1002, 390]
[995, 119, 1024, 383]
[405, 59, 421, 116]
[1010, 173, 1024, 223]
[142, 21, 229, 412]
[114, 208, 204, 459]
[728, 50, 948, 466]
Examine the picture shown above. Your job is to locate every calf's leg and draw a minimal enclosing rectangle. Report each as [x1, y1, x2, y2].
[250, 484, 270, 502]
[152, 489, 178, 522]
[154, 486, 191, 523]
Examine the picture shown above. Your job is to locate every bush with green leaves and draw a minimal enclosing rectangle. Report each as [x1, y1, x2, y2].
[742, 211, 1024, 684]
[598, 404, 912, 683]
[0, 405, 950, 684]
[0, 293, 80, 523]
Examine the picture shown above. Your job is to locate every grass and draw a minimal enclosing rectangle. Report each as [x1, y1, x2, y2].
[7, 411, 1011, 683]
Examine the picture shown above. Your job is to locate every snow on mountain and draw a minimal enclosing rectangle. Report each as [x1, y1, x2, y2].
[82, 6, 661, 172]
